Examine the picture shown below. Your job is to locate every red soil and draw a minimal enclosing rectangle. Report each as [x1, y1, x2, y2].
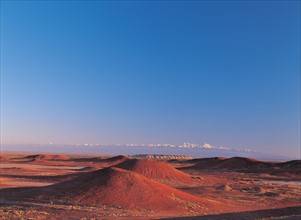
[49, 167, 217, 211]
[0, 156, 7, 162]
[114, 158, 192, 182]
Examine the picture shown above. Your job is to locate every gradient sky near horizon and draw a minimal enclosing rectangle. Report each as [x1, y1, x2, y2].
[1, 1, 300, 157]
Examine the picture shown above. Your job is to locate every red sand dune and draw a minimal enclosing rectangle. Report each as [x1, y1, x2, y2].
[49, 167, 217, 211]
[114, 158, 192, 182]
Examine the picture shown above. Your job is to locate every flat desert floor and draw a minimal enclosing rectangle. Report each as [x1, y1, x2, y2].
[0, 152, 300, 219]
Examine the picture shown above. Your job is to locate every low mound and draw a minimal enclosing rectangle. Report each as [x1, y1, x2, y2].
[253, 187, 266, 194]
[48, 167, 212, 211]
[262, 192, 279, 197]
[185, 157, 272, 170]
[241, 187, 266, 194]
[72, 157, 103, 162]
[278, 160, 301, 169]
[187, 157, 227, 169]
[215, 157, 263, 169]
[216, 184, 231, 191]
[114, 159, 192, 182]
[24, 154, 69, 161]
[189, 157, 226, 163]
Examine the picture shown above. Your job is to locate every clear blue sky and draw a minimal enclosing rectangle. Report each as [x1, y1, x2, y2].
[1, 1, 300, 157]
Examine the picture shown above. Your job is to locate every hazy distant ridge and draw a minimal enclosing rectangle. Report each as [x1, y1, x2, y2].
[1, 143, 296, 160]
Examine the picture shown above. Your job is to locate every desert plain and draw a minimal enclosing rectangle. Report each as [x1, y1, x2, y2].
[0, 152, 300, 219]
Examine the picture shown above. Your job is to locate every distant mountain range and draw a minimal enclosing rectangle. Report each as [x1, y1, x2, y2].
[1, 143, 296, 161]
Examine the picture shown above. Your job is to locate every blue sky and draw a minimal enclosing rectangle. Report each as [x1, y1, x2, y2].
[1, 1, 300, 157]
